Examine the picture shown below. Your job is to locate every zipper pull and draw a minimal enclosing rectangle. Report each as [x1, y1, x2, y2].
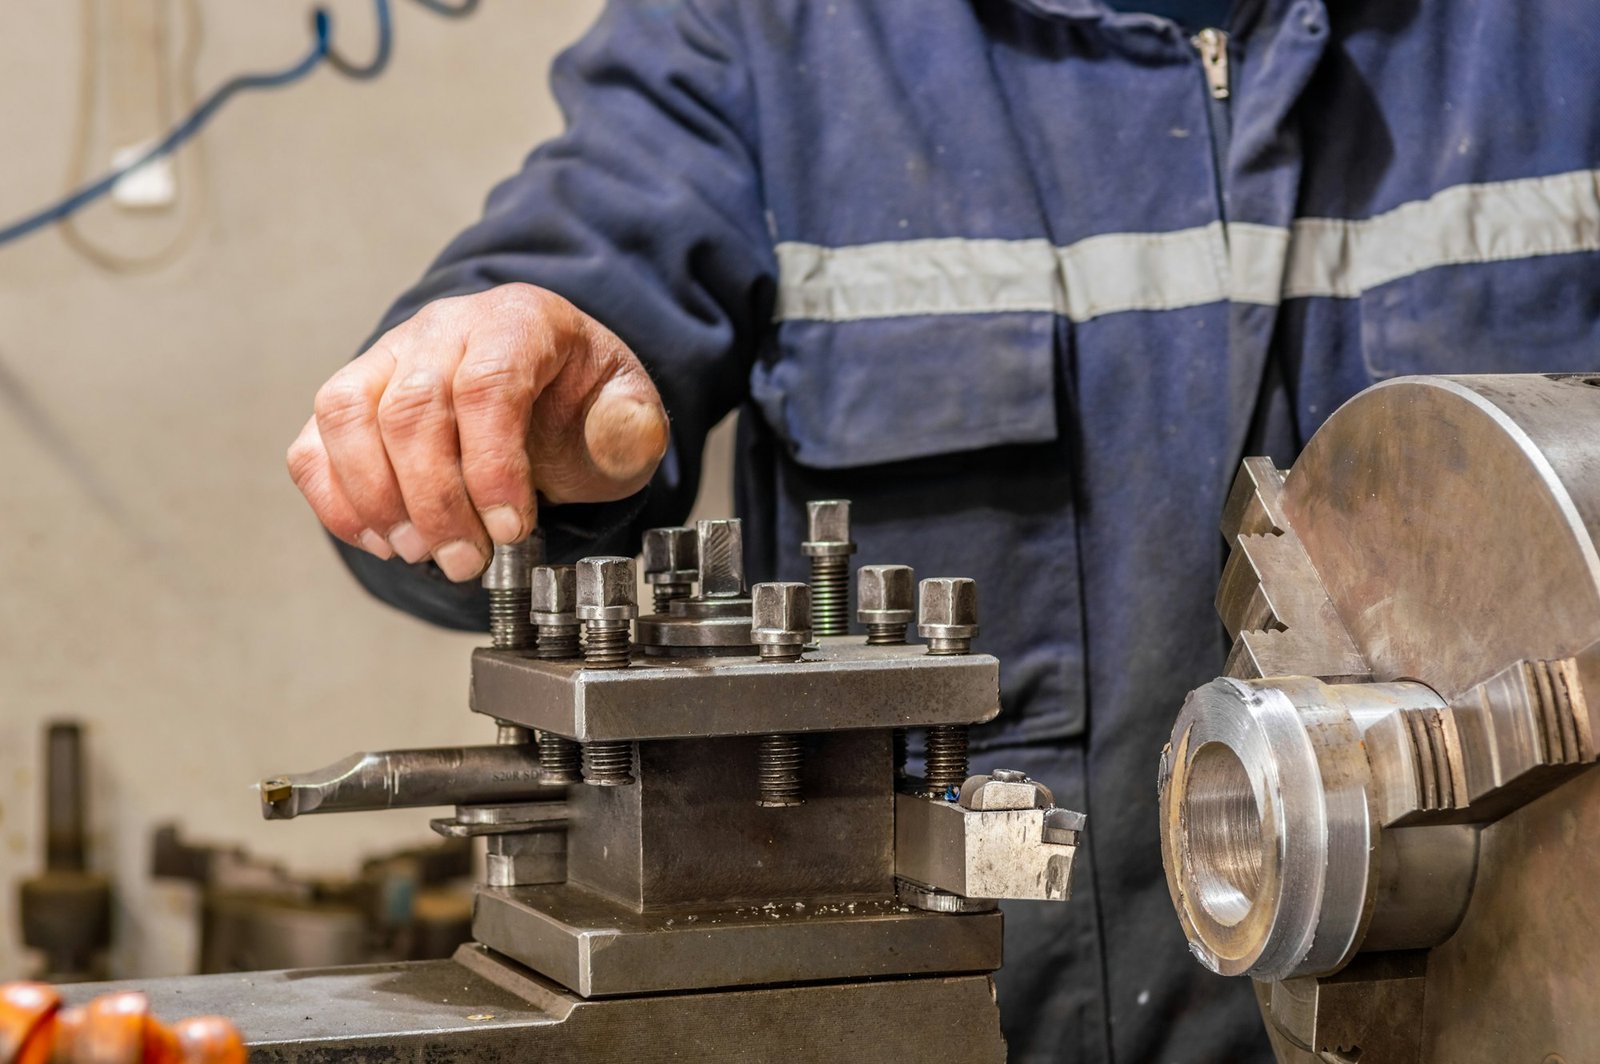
[1191, 27, 1231, 100]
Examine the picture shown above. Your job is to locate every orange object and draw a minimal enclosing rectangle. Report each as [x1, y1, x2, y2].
[0, 982, 60, 1064]
[0, 983, 244, 1064]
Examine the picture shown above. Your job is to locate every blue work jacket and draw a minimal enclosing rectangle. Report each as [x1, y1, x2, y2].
[336, 2, 1600, 1060]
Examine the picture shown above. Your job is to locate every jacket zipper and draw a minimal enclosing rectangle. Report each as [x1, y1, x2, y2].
[1190, 27, 1232, 224]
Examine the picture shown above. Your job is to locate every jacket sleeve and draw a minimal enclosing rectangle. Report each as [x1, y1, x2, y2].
[331, 0, 774, 631]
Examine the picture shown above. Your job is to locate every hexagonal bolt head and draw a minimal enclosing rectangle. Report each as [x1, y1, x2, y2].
[643, 526, 699, 583]
[482, 537, 541, 590]
[530, 564, 577, 621]
[575, 556, 638, 620]
[752, 582, 812, 646]
[802, 499, 856, 557]
[918, 577, 979, 639]
[696, 519, 746, 597]
[857, 564, 915, 624]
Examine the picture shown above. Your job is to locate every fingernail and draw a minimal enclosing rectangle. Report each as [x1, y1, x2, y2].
[585, 395, 669, 481]
[388, 521, 430, 564]
[479, 504, 525, 544]
[357, 529, 394, 560]
[434, 540, 488, 582]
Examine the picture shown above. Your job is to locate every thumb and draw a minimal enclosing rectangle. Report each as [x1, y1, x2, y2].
[527, 312, 669, 505]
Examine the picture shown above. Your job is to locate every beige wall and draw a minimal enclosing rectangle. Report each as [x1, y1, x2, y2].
[0, 0, 731, 979]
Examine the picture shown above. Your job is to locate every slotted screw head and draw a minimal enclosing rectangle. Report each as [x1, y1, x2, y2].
[696, 519, 746, 597]
[802, 499, 857, 557]
[530, 564, 577, 621]
[643, 526, 699, 583]
[575, 556, 638, 620]
[857, 564, 915, 624]
[752, 582, 812, 646]
[918, 577, 979, 638]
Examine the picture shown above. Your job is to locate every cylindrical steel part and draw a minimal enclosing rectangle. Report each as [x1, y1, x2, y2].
[757, 734, 804, 807]
[583, 621, 631, 668]
[259, 746, 560, 819]
[1158, 675, 1456, 980]
[488, 588, 535, 650]
[923, 725, 970, 794]
[809, 555, 849, 637]
[582, 741, 635, 786]
[652, 583, 693, 613]
[536, 732, 583, 784]
[866, 622, 907, 645]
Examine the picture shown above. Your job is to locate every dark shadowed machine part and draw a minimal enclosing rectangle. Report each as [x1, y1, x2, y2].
[1159, 374, 1600, 1064]
[17, 722, 111, 983]
[59, 508, 1085, 1062]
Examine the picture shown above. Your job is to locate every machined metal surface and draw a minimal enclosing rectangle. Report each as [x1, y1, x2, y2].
[469, 640, 1000, 740]
[259, 745, 560, 819]
[474, 885, 1002, 997]
[59, 947, 1008, 1063]
[895, 787, 1080, 903]
[1160, 374, 1600, 1063]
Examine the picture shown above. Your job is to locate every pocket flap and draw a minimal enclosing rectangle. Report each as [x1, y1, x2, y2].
[750, 313, 1059, 469]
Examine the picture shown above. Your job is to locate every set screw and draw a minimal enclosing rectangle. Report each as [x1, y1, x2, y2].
[752, 581, 811, 806]
[920, 577, 979, 795]
[801, 500, 856, 636]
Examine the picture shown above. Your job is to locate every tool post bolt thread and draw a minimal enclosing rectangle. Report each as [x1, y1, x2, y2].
[859, 565, 917, 775]
[801, 500, 856, 637]
[752, 581, 812, 806]
[581, 741, 635, 786]
[917, 577, 980, 797]
[536, 732, 583, 784]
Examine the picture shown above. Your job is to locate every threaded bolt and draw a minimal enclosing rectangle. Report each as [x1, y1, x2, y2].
[752, 582, 811, 805]
[576, 557, 637, 669]
[530, 564, 581, 660]
[582, 741, 635, 786]
[756, 734, 804, 807]
[858, 564, 914, 645]
[495, 721, 530, 745]
[924, 726, 970, 794]
[919, 577, 979, 796]
[643, 526, 699, 613]
[483, 539, 540, 650]
[802, 500, 856, 636]
[537, 731, 582, 785]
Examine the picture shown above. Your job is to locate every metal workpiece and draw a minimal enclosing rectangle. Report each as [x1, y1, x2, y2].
[858, 563, 915, 644]
[802, 499, 857, 636]
[895, 776, 1082, 903]
[530, 564, 581, 660]
[474, 885, 1002, 998]
[483, 537, 540, 651]
[1159, 374, 1600, 1063]
[695, 518, 746, 597]
[258, 746, 561, 819]
[642, 525, 698, 611]
[469, 640, 1000, 741]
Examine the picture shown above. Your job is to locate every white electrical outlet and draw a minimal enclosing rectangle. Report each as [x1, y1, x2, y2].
[110, 140, 178, 210]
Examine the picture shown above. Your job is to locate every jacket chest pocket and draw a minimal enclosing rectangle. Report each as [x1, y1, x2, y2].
[751, 312, 1060, 469]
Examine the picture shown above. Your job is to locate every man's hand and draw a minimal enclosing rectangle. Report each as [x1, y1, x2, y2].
[288, 284, 669, 581]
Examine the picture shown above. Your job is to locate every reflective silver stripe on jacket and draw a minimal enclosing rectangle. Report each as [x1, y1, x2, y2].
[775, 168, 1600, 323]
